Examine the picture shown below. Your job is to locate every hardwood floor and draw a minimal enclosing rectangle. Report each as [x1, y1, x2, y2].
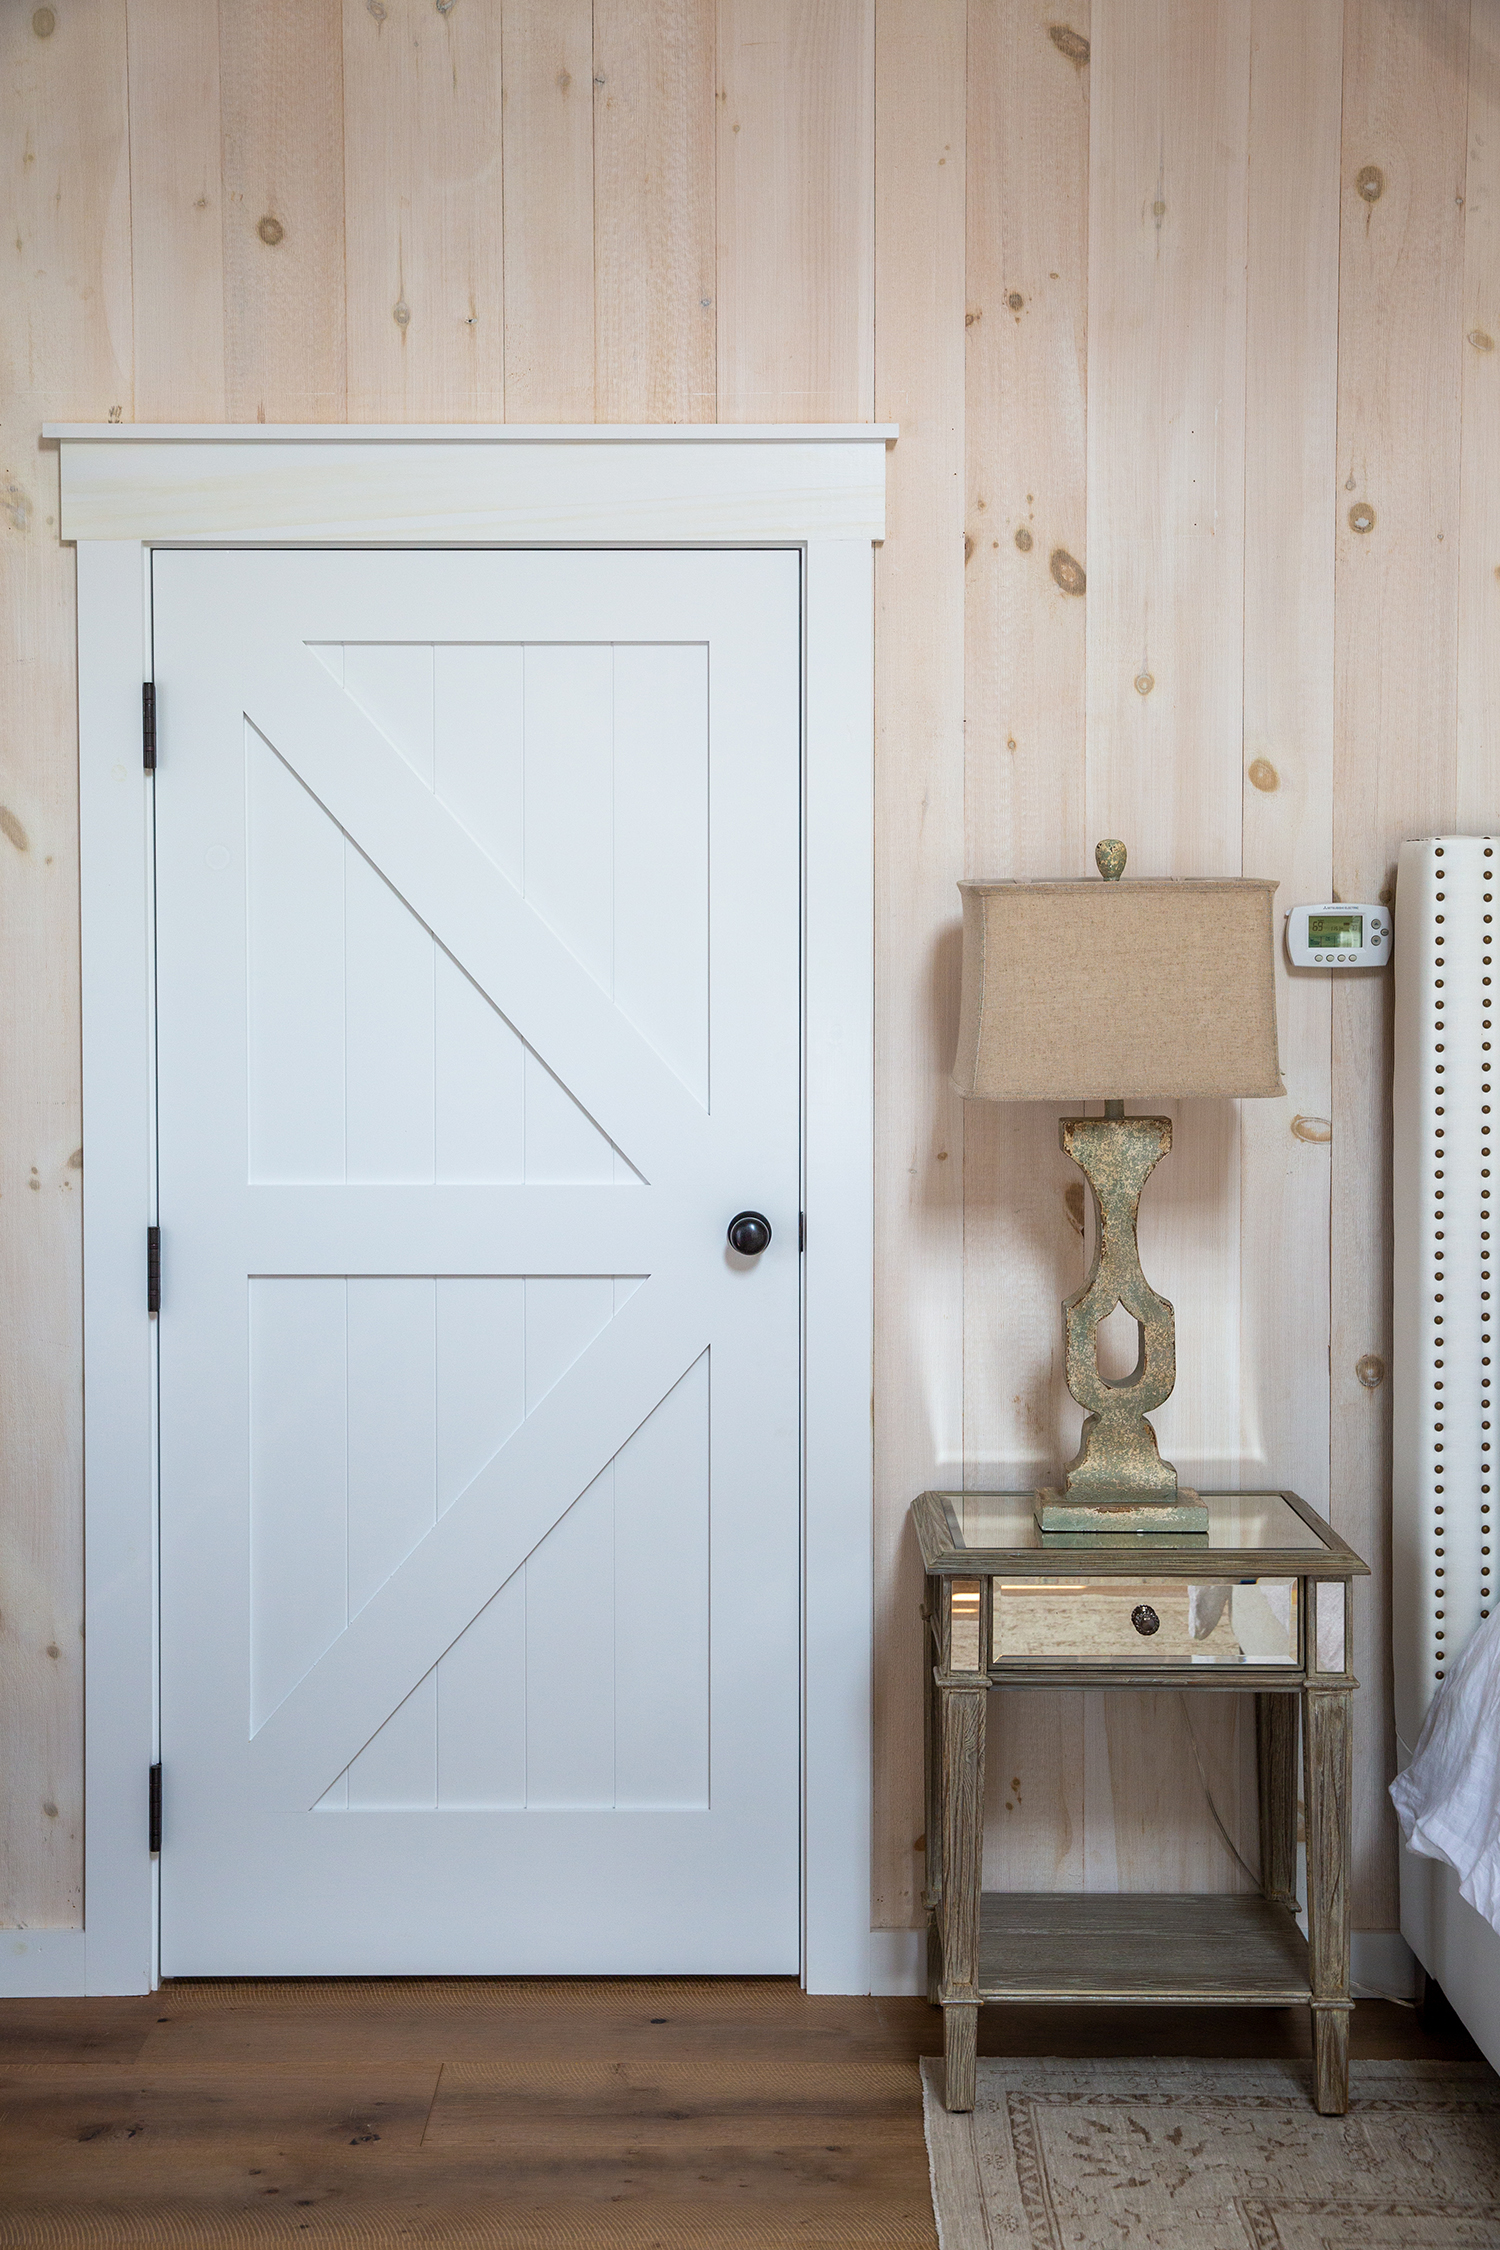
[0, 1976, 1481, 2246]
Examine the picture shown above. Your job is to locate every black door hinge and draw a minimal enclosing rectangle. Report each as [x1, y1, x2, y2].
[142, 682, 157, 772]
[148, 1764, 162, 1855]
[799, 1211, 806, 1252]
[147, 1225, 161, 1315]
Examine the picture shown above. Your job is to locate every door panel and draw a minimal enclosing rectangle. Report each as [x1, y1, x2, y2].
[154, 549, 801, 1973]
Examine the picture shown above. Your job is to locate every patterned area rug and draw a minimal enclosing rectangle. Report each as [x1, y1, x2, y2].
[921, 2056, 1500, 2248]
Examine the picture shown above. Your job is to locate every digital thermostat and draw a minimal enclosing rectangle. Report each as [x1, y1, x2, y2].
[1285, 904, 1392, 969]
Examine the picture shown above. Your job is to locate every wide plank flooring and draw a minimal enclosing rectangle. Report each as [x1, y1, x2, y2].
[0, 1976, 1480, 2246]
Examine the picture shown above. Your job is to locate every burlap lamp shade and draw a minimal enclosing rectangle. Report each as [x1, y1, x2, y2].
[950, 854, 1283, 1533]
[951, 876, 1284, 1103]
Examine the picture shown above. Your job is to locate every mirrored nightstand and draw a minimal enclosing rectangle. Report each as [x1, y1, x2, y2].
[915, 1488, 1370, 2115]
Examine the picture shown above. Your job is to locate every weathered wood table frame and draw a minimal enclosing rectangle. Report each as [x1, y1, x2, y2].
[917, 1488, 1370, 2116]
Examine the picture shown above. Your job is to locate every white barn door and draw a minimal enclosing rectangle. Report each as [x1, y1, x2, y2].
[152, 548, 802, 1975]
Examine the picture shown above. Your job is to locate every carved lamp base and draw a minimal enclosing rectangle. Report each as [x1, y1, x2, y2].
[1037, 1106, 1208, 1537]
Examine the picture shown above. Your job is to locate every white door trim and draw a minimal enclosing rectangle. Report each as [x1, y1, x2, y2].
[46, 425, 888, 1997]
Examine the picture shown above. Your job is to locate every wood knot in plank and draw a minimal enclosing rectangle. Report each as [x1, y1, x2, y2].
[1048, 23, 1089, 64]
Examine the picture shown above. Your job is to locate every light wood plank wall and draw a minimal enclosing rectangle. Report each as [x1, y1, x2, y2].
[1, 0, 1492, 1944]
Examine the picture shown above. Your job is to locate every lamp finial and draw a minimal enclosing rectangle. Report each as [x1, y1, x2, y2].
[1096, 839, 1127, 881]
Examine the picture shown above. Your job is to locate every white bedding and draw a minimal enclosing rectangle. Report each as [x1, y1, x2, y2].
[1390, 1609, 1500, 1936]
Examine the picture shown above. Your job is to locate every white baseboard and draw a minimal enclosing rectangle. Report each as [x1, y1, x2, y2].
[3, 1917, 1417, 2006]
[0, 1928, 87, 1997]
[869, 1927, 926, 1995]
[1351, 1928, 1420, 2000]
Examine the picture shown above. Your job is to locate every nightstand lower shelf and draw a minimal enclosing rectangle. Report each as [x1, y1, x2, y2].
[972, 1892, 1309, 2005]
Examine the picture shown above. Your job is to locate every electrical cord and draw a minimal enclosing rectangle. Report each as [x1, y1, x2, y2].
[1174, 1697, 1419, 2008]
[1175, 1693, 1262, 1888]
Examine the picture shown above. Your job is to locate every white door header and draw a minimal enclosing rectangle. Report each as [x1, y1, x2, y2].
[44, 424, 896, 547]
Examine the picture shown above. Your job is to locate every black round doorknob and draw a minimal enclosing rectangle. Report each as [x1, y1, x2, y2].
[727, 1211, 772, 1256]
[1130, 1603, 1161, 1638]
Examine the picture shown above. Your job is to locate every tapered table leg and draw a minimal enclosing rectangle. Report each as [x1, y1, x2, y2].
[1256, 1691, 1299, 1914]
[923, 1597, 943, 2005]
[937, 1681, 987, 2112]
[1302, 1681, 1353, 2114]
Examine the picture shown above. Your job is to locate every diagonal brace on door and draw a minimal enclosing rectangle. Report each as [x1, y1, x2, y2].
[238, 641, 715, 1185]
[249, 1273, 710, 1808]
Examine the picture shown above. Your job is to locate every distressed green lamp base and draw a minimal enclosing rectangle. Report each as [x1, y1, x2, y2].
[1035, 1486, 1209, 1536]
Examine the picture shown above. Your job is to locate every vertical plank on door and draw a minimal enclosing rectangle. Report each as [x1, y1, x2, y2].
[435, 1279, 527, 1809]
[1457, 11, 1500, 830]
[524, 1279, 617, 1416]
[520, 1276, 617, 1807]
[717, 0, 874, 422]
[341, 0, 504, 423]
[345, 1278, 438, 1808]
[1333, 0, 1469, 1929]
[964, 0, 1090, 1898]
[1084, 0, 1257, 1889]
[246, 730, 347, 1186]
[345, 1280, 437, 1618]
[1240, 0, 1341, 1513]
[220, 0, 347, 423]
[502, 1, 595, 423]
[594, 0, 716, 422]
[0, 0, 131, 1930]
[435, 956, 526, 1188]
[433, 645, 525, 886]
[526, 1470, 616, 1807]
[519, 644, 619, 1185]
[432, 644, 527, 1185]
[435, 1280, 527, 1517]
[342, 642, 435, 785]
[517, 643, 615, 976]
[127, 0, 227, 421]
[338, 647, 439, 1187]
[869, 0, 965, 1929]
[249, 1279, 348, 1735]
[343, 846, 436, 1184]
[614, 1354, 711, 1808]
[612, 645, 711, 1109]
[437, 1575, 528, 1808]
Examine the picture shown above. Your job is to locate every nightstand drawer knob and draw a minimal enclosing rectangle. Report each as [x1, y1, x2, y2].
[1131, 1603, 1161, 1637]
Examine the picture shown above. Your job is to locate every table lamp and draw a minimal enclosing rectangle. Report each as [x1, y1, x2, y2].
[952, 840, 1283, 1535]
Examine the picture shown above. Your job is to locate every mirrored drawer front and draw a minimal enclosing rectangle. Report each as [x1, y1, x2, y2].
[991, 1578, 1300, 1666]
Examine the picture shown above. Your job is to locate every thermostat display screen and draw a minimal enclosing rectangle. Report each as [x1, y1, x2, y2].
[1307, 912, 1363, 950]
[1286, 902, 1391, 969]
